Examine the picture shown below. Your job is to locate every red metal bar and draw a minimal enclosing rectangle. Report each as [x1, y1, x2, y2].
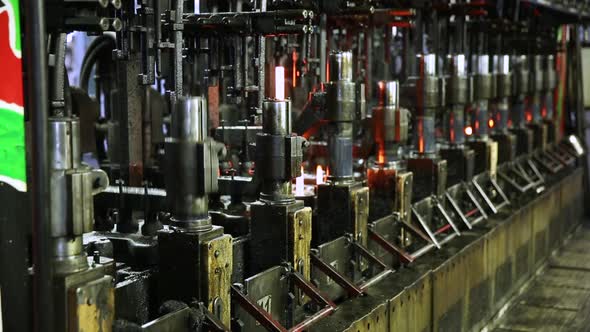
[401, 220, 433, 244]
[465, 208, 478, 218]
[368, 229, 414, 264]
[289, 272, 337, 332]
[231, 286, 287, 332]
[310, 254, 364, 297]
[353, 242, 388, 270]
[434, 223, 451, 235]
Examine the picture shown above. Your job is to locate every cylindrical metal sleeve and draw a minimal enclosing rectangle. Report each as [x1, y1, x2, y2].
[544, 55, 557, 91]
[171, 96, 207, 142]
[494, 55, 511, 98]
[255, 134, 287, 180]
[262, 100, 291, 136]
[329, 51, 353, 82]
[473, 100, 489, 139]
[532, 94, 542, 122]
[473, 74, 492, 100]
[447, 76, 468, 105]
[496, 98, 509, 131]
[49, 118, 79, 170]
[533, 55, 544, 92]
[449, 54, 466, 77]
[383, 81, 399, 108]
[473, 55, 492, 100]
[423, 76, 440, 108]
[514, 69, 529, 95]
[444, 104, 466, 145]
[414, 114, 436, 154]
[511, 96, 526, 128]
[328, 135, 353, 179]
[422, 54, 436, 76]
[326, 81, 356, 122]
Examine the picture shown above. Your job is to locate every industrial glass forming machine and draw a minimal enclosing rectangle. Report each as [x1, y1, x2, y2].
[0, 0, 589, 331]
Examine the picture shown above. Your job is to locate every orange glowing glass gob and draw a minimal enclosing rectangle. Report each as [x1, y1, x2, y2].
[316, 165, 325, 185]
[295, 166, 304, 196]
[464, 126, 473, 136]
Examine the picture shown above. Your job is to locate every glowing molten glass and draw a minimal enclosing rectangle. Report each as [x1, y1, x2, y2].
[488, 118, 495, 128]
[464, 126, 473, 136]
[295, 166, 304, 196]
[316, 165, 325, 185]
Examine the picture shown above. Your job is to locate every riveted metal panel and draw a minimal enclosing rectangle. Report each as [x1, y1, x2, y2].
[464, 235, 491, 331]
[432, 252, 465, 332]
[532, 191, 551, 268]
[388, 290, 410, 332]
[488, 218, 511, 312]
[411, 273, 433, 332]
[548, 186, 562, 251]
[343, 302, 388, 332]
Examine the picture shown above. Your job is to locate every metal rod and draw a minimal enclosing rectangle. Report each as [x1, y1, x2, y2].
[368, 229, 414, 264]
[352, 241, 388, 270]
[291, 271, 337, 309]
[310, 253, 364, 297]
[231, 285, 286, 332]
[25, 0, 54, 330]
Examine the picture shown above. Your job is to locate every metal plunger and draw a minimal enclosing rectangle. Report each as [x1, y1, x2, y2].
[493, 54, 512, 133]
[471, 54, 491, 140]
[414, 53, 438, 155]
[49, 117, 109, 275]
[374, 80, 407, 161]
[256, 98, 305, 203]
[512, 55, 529, 128]
[325, 51, 355, 182]
[445, 54, 468, 146]
[164, 96, 224, 232]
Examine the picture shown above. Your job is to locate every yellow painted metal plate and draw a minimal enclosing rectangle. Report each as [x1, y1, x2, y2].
[290, 207, 312, 281]
[202, 234, 233, 327]
[68, 275, 114, 332]
[488, 140, 498, 177]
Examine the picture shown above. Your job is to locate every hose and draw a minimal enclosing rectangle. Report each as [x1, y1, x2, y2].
[79, 35, 116, 93]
